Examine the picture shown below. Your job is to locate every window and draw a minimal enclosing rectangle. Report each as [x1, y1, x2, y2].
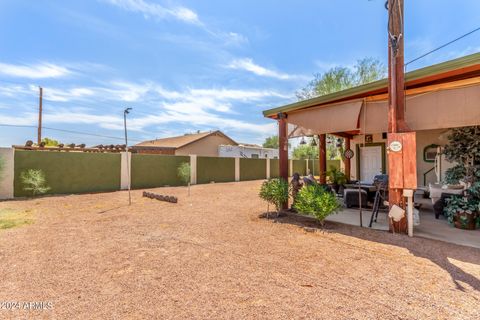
[251, 154, 259, 158]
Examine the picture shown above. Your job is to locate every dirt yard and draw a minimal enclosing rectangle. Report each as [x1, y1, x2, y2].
[0, 180, 479, 319]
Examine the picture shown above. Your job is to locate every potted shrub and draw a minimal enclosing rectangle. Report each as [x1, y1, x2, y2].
[293, 184, 341, 226]
[259, 178, 289, 217]
[444, 196, 479, 230]
[326, 166, 346, 194]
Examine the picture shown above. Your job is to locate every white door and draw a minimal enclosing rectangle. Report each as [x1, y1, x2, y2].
[360, 146, 382, 183]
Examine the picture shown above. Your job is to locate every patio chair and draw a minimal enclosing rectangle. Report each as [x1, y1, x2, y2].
[344, 188, 368, 208]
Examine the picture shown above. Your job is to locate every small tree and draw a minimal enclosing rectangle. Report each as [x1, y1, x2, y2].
[442, 126, 480, 228]
[294, 184, 341, 226]
[259, 178, 289, 217]
[177, 162, 191, 195]
[262, 135, 279, 149]
[20, 169, 50, 196]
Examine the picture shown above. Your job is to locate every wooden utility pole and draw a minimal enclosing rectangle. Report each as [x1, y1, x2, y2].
[37, 86, 43, 145]
[387, 0, 415, 234]
[387, 0, 408, 133]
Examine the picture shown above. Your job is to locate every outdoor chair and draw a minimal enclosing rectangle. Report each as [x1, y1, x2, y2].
[343, 188, 368, 208]
[433, 192, 458, 219]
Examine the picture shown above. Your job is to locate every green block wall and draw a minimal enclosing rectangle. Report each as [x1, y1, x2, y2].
[131, 154, 190, 188]
[197, 156, 235, 184]
[240, 158, 266, 181]
[14, 150, 120, 197]
[292, 160, 307, 176]
[270, 159, 279, 178]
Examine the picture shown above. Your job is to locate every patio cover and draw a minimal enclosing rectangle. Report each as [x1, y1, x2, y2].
[360, 82, 480, 133]
[287, 100, 363, 137]
[289, 82, 480, 136]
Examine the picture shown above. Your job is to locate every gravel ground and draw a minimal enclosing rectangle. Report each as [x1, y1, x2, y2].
[0, 180, 479, 319]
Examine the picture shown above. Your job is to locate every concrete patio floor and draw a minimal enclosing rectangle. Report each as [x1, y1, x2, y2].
[326, 195, 480, 249]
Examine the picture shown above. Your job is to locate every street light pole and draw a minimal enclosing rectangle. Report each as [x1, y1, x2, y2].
[124, 107, 132, 205]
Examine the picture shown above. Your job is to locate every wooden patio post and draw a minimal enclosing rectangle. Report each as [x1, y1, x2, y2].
[278, 113, 289, 209]
[344, 137, 351, 180]
[319, 134, 327, 184]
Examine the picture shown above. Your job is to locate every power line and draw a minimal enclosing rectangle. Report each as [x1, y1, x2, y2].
[406, 26, 480, 66]
[0, 123, 143, 142]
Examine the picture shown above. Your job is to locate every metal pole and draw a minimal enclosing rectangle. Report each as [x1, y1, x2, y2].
[124, 108, 132, 205]
[38, 87, 43, 145]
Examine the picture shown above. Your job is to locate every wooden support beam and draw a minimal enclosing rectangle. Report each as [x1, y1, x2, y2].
[319, 134, 327, 184]
[278, 113, 289, 209]
[344, 137, 351, 181]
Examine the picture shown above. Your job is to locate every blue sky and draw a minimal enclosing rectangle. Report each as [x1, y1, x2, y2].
[0, 0, 479, 146]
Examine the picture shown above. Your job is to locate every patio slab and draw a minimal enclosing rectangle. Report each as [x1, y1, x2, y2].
[326, 196, 480, 249]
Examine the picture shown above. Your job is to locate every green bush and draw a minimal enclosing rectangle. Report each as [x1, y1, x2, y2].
[20, 169, 50, 196]
[177, 162, 191, 186]
[326, 166, 347, 185]
[444, 164, 466, 185]
[259, 178, 289, 213]
[294, 184, 341, 225]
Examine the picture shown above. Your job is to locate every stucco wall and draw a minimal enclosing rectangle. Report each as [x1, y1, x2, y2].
[197, 156, 235, 184]
[0, 148, 14, 199]
[240, 158, 266, 181]
[176, 134, 235, 157]
[218, 145, 278, 158]
[131, 154, 190, 188]
[14, 150, 121, 197]
[349, 129, 455, 186]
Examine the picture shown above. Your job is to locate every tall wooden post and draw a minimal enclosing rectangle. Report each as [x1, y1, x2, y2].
[387, 0, 408, 133]
[319, 134, 327, 184]
[278, 113, 289, 209]
[344, 137, 351, 180]
[387, 0, 410, 233]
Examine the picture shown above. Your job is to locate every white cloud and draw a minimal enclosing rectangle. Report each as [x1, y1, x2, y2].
[0, 62, 71, 79]
[0, 79, 287, 140]
[104, 1, 248, 46]
[104, 0, 200, 24]
[227, 58, 306, 81]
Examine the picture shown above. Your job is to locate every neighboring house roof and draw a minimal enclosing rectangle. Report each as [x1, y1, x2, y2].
[134, 130, 238, 149]
[263, 52, 480, 118]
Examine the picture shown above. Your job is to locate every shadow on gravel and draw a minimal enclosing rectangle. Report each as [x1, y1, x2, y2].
[261, 211, 480, 293]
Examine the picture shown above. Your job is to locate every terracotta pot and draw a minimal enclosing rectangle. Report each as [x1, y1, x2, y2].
[453, 211, 477, 230]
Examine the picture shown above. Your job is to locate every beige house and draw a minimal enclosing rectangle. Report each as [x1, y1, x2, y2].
[132, 130, 238, 157]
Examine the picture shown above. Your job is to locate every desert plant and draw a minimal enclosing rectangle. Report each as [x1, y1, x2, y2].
[444, 196, 479, 229]
[177, 162, 191, 186]
[259, 178, 289, 216]
[20, 169, 50, 196]
[294, 184, 341, 226]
